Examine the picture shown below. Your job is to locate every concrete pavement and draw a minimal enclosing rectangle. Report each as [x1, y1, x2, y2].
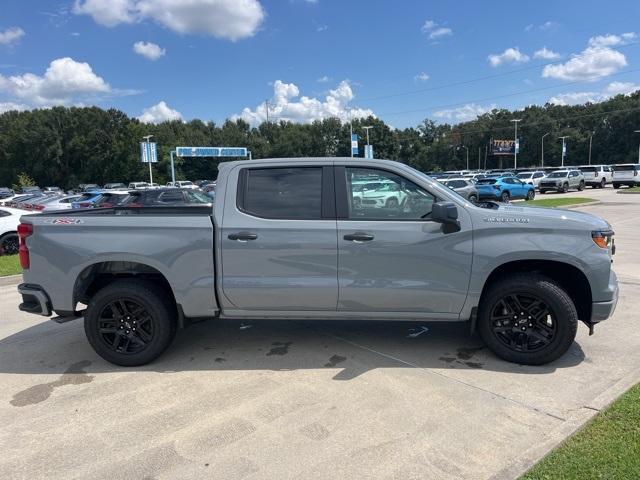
[0, 186, 638, 480]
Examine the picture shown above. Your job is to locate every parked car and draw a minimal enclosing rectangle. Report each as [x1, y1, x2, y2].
[103, 183, 128, 190]
[71, 192, 104, 209]
[475, 176, 536, 202]
[93, 191, 130, 208]
[166, 181, 198, 189]
[43, 187, 63, 194]
[579, 165, 612, 189]
[516, 171, 546, 189]
[539, 170, 585, 193]
[21, 186, 42, 194]
[41, 195, 83, 212]
[0, 188, 15, 199]
[121, 188, 213, 207]
[21, 195, 63, 211]
[441, 178, 479, 203]
[612, 164, 640, 188]
[202, 183, 216, 199]
[78, 184, 101, 192]
[17, 157, 617, 368]
[5, 193, 43, 208]
[128, 182, 149, 190]
[0, 206, 22, 255]
[194, 180, 216, 188]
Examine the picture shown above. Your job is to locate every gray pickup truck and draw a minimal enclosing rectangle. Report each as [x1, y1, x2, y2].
[17, 158, 618, 367]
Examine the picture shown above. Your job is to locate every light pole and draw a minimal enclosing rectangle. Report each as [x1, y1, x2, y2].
[541, 132, 550, 168]
[142, 134, 154, 184]
[588, 131, 594, 165]
[169, 150, 176, 184]
[511, 119, 522, 170]
[363, 126, 373, 159]
[459, 145, 469, 170]
[635, 130, 640, 163]
[558, 136, 569, 167]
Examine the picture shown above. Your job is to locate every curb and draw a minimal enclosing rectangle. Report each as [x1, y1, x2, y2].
[616, 190, 640, 195]
[0, 274, 22, 287]
[562, 200, 602, 209]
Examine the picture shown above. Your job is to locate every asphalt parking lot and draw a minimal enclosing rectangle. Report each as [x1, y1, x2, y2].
[0, 186, 638, 480]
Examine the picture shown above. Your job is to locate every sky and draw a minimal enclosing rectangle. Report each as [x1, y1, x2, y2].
[1, 0, 639, 128]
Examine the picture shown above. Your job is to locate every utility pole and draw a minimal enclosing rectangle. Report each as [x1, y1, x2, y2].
[265, 99, 270, 123]
[460, 145, 469, 170]
[478, 147, 481, 170]
[558, 136, 569, 167]
[142, 134, 154, 184]
[511, 119, 522, 170]
[484, 145, 488, 170]
[635, 130, 640, 163]
[350, 121, 353, 158]
[541, 132, 550, 168]
[588, 131, 594, 165]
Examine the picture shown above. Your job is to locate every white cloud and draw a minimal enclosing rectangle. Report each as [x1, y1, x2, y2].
[414, 72, 430, 82]
[0, 102, 29, 113]
[0, 57, 110, 105]
[138, 100, 182, 123]
[542, 46, 626, 81]
[534, 47, 561, 60]
[133, 41, 166, 60]
[548, 81, 639, 106]
[232, 79, 375, 125]
[488, 47, 530, 67]
[588, 32, 637, 48]
[73, 0, 265, 41]
[525, 21, 559, 32]
[604, 81, 639, 96]
[316, 75, 331, 83]
[421, 20, 453, 40]
[433, 103, 496, 122]
[0, 27, 25, 46]
[316, 24, 328, 32]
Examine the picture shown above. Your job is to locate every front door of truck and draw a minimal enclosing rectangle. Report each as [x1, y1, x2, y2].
[335, 166, 472, 315]
[220, 165, 338, 311]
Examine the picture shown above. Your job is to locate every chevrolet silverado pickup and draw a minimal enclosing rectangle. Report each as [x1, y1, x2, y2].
[17, 158, 618, 366]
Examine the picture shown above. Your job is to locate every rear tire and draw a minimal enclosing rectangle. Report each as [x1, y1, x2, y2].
[613, 183, 620, 189]
[540, 189, 547, 194]
[84, 280, 177, 366]
[600, 178, 606, 188]
[478, 273, 578, 365]
[0, 232, 18, 256]
[500, 191, 510, 202]
[468, 194, 478, 203]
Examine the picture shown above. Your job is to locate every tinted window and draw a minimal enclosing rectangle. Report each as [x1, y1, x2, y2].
[615, 165, 640, 171]
[580, 167, 597, 172]
[185, 190, 212, 204]
[346, 168, 435, 220]
[157, 191, 185, 203]
[447, 180, 467, 189]
[0, 209, 10, 218]
[241, 167, 323, 220]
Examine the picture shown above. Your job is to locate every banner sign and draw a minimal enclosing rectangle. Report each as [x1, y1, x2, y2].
[351, 134, 359, 156]
[176, 147, 248, 157]
[490, 139, 516, 156]
[515, 138, 520, 155]
[364, 144, 374, 159]
[140, 142, 158, 163]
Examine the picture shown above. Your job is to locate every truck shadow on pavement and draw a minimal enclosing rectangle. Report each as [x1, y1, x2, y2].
[0, 317, 586, 380]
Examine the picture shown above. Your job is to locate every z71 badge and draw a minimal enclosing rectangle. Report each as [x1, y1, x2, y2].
[44, 218, 84, 225]
[483, 217, 530, 224]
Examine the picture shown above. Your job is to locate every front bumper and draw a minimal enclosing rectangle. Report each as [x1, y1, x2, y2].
[539, 183, 562, 190]
[591, 269, 619, 322]
[18, 283, 52, 317]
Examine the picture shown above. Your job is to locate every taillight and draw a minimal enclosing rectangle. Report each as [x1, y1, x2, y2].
[128, 202, 143, 208]
[18, 223, 33, 269]
[79, 202, 91, 208]
[35, 204, 45, 211]
[493, 185, 501, 190]
[634, 170, 638, 177]
[99, 202, 113, 208]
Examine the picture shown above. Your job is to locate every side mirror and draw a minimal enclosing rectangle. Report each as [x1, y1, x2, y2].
[432, 201, 459, 226]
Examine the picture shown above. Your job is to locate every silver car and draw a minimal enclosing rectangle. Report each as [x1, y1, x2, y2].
[539, 169, 585, 193]
[441, 178, 478, 203]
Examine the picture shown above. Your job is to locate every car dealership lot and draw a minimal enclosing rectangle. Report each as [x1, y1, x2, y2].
[0, 187, 638, 480]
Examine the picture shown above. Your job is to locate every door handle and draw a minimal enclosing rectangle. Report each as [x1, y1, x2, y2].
[228, 232, 258, 241]
[343, 232, 374, 242]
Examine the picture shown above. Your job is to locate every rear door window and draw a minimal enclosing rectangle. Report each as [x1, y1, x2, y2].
[239, 167, 323, 220]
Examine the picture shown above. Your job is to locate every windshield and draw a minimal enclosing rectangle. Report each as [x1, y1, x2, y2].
[517, 173, 533, 179]
[547, 172, 568, 178]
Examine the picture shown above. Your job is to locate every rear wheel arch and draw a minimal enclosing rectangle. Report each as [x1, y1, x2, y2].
[479, 259, 592, 322]
[73, 261, 178, 317]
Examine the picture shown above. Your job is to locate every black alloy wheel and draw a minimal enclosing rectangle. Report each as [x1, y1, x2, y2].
[97, 298, 154, 355]
[0, 234, 18, 256]
[488, 293, 556, 354]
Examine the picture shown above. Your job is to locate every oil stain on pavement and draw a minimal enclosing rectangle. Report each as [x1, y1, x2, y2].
[266, 342, 292, 356]
[10, 360, 94, 407]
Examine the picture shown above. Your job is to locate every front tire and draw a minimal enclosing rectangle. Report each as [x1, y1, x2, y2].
[561, 183, 569, 193]
[478, 273, 578, 365]
[525, 189, 535, 201]
[84, 280, 177, 366]
[578, 181, 585, 191]
[600, 178, 606, 189]
[613, 183, 620, 189]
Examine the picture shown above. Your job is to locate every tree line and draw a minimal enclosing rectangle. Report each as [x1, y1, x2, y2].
[1, 91, 639, 189]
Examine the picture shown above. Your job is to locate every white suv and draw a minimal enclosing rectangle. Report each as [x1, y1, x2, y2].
[516, 171, 546, 189]
[612, 164, 640, 188]
[579, 165, 612, 189]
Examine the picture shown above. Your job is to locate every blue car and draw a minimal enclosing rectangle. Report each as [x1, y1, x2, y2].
[475, 176, 535, 202]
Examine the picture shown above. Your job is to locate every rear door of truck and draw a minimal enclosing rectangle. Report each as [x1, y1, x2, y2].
[219, 163, 338, 311]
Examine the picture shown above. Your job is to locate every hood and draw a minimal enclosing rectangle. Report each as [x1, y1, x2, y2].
[475, 203, 610, 231]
